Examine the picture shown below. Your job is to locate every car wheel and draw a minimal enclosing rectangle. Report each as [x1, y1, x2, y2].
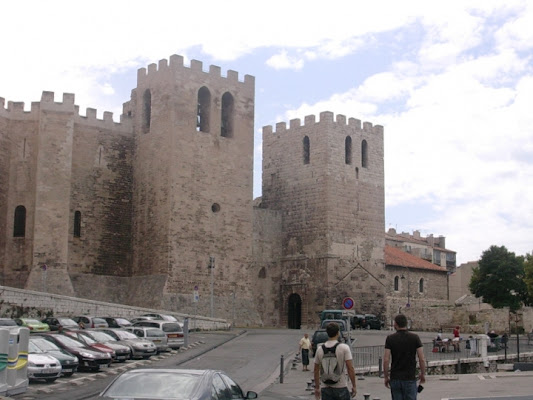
[45, 378, 57, 383]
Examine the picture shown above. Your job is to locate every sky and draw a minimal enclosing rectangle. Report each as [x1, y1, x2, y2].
[2, 0, 532, 265]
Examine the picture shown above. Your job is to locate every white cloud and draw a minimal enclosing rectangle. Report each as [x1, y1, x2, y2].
[266, 51, 304, 71]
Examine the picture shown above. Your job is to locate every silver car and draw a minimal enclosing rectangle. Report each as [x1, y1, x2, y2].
[99, 328, 157, 359]
[125, 327, 169, 353]
[132, 320, 184, 349]
[27, 353, 62, 383]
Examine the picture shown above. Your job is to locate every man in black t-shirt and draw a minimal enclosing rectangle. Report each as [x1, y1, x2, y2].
[383, 314, 426, 400]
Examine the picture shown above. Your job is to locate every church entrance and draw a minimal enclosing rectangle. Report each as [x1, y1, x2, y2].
[287, 293, 302, 329]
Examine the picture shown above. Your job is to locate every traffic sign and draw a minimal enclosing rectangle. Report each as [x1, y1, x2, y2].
[342, 310, 355, 317]
[342, 297, 355, 310]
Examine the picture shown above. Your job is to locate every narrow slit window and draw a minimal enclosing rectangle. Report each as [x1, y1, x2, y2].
[221, 92, 234, 138]
[197, 86, 211, 132]
[13, 205, 26, 237]
[142, 89, 152, 134]
[303, 136, 310, 164]
[345, 136, 352, 164]
[419, 278, 424, 293]
[394, 276, 399, 291]
[361, 139, 368, 168]
[74, 210, 81, 238]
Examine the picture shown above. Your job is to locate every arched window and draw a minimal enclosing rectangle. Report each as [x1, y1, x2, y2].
[13, 205, 26, 237]
[197, 86, 211, 132]
[345, 136, 352, 164]
[303, 136, 310, 164]
[74, 211, 81, 238]
[361, 139, 368, 168]
[419, 278, 424, 293]
[394, 276, 399, 291]
[142, 89, 152, 134]
[221, 92, 234, 138]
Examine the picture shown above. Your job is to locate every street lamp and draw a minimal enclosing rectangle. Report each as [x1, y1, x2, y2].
[401, 268, 411, 307]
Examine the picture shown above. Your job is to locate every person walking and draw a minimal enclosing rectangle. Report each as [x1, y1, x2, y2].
[313, 322, 356, 399]
[383, 314, 426, 400]
[299, 333, 312, 371]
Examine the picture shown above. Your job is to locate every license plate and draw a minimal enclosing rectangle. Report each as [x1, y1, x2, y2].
[41, 369, 55, 374]
[168, 334, 178, 338]
[153, 340, 161, 343]
[117, 356, 126, 359]
[99, 364, 109, 369]
[63, 369, 72, 373]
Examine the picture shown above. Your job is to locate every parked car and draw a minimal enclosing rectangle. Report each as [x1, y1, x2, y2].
[100, 317, 133, 328]
[29, 336, 78, 377]
[141, 313, 178, 322]
[125, 327, 169, 353]
[63, 330, 118, 361]
[129, 316, 156, 324]
[0, 318, 18, 327]
[362, 314, 382, 330]
[41, 317, 79, 331]
[98, 328, 157, 359]
[350, 314, 365, 329]
[99, 368, 258, 399]
[36, 333, 112, 372]
[133, 320, 184, 349]
[15, 318, 50, 333]
[320, 319, 349, 341]
[72, 316, 109, 329]
[311, 329, 329, 357]
[27, 352, 62, 383]
[76, 329, 131, 362]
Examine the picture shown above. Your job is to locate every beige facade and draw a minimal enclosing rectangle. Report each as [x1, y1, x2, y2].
[0, 54, 450, 327]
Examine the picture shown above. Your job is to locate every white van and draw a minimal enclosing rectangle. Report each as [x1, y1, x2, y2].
[133, 320, 184, 349]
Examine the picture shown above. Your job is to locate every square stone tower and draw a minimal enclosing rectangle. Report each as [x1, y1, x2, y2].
[261, 112, 386, 327]
[127, 56, 256, 317]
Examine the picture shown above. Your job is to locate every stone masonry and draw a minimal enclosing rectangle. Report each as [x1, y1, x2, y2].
[0, 54, 446, 327]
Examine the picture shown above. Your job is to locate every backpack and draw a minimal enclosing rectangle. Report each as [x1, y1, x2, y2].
[320, 343, 342, 385]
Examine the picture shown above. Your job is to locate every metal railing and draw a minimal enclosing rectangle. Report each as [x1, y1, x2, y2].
[351, 335, 533, 372]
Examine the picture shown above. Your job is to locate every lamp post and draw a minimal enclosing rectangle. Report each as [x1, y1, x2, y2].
[401, 268, 411, 307]
[209, 256, 215, 318]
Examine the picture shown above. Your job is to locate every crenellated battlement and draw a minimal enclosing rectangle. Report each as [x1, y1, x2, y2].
[136, 54, 255, 89]
[262, 111, 383, 136]
[0, 91, 131, 131]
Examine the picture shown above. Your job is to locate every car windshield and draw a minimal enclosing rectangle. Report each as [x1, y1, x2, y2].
[24, 319, 41, 324]
[314, 332, 329, 343]
[161, 323, 181, 333]
[115, 318, 131, 325]
[58, 318, 77, 326]
[88, 331, 115, 342]
[31, 338, 60, 351]
[52, 334, 86, 347]
[79, 334, 97, 345]
[114, 330, 140, 340]
[93, 318, 107, 325]
[102, 371, 202, 398]
[29, 341, 44, 354]
[0, 320, 16, 326]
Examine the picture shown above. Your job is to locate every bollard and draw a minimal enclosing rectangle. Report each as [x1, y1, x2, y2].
[456, 358, 461, 374]
[306, 380, 314, 391]
[291, 361, 297, 370]
[378, 356, 383, 377]
[280, 355, 284, 384]
[364, 394, 371, 400]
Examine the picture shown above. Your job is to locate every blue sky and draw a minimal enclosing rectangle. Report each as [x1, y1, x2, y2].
[2, 0, 532, 265]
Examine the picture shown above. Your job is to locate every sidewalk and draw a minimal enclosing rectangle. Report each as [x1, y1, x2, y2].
[260, 357, 533, 400]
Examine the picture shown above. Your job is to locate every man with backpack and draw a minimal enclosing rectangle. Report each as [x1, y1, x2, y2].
[383, 314, 426, 400]
[313, 322, 356, 399]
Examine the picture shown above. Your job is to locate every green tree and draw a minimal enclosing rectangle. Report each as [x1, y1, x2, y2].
[524, 253, 533, 300]
[469, 245, 527, 312]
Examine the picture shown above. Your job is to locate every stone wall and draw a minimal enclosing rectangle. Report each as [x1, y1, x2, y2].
[0, 285, 229, 330]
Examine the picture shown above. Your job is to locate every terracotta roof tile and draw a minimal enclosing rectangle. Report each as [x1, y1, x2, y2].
[385, 245, 448, 272]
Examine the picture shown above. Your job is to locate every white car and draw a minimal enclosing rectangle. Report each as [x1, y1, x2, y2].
[27, 353, 62, 383]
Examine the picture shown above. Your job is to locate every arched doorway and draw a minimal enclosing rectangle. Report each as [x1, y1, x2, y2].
[288, 293, 302, 329]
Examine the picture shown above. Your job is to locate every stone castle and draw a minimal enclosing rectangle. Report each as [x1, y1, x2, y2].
[0, 54, 387, 327]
